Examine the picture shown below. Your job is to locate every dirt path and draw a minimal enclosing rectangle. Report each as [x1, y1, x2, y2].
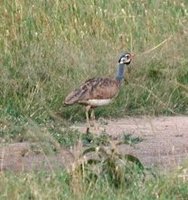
[0, 116, 188, 172]
[107, 116, 188, 169]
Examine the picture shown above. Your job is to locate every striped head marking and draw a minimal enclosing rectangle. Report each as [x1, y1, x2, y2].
[118, 53, 133, 65]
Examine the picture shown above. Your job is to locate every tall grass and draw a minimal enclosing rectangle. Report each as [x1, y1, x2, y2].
[0, 0, 187, 123]
[0, 169, 188, 200]
[0, 2, 187, 198]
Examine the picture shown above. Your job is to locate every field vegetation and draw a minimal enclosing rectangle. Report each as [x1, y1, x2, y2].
[0, 0, 188, 199]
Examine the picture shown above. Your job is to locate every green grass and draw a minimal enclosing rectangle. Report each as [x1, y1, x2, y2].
[0, 0, 188, 124]
[0, 169, 188, 200]
[0, 1, 188, 198]
[0, 0, 187, 148]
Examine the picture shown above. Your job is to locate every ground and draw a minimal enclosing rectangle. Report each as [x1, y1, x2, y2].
[0, 116, 188, 172]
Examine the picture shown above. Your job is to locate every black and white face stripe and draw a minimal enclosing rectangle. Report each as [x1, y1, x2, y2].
[118, 53, 132, 65]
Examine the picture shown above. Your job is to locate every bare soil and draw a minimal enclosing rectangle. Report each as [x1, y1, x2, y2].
[0, 116, 188, 172]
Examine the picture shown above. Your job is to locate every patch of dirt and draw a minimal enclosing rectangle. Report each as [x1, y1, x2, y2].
[0, 116, 188, 172]
[0, 142, 74, 172]
[106, 116, 188, 169]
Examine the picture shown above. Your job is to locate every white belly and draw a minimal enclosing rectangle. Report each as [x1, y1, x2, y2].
[87, 99, 112, 106]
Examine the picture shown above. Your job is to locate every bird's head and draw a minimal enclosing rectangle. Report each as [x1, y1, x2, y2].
[118, 52, 134, 65]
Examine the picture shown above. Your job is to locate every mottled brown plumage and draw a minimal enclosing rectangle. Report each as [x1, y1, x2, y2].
[64, 52, 133, 132]
[64, 77, 120, 106]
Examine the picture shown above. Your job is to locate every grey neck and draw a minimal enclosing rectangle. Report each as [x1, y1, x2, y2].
[116, 63, 127, 82]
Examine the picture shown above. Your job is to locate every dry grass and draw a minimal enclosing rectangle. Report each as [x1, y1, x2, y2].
[0, 167, 188, 200]
[0, 1, 188, 198]
[0, 0, 187, 123]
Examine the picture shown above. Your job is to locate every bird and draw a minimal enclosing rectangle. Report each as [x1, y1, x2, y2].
[64, 52, 133, 132]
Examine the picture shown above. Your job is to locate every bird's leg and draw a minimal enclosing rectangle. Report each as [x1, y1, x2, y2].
[85, 105, 91, 133]
[90, 109, 98, 131]
[90, 108, 95, 127]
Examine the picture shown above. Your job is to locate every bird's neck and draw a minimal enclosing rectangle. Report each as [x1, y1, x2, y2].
[116, 63, 127, 82]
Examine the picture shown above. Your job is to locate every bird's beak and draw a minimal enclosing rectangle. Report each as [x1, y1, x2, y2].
[131, 53, 135, 59]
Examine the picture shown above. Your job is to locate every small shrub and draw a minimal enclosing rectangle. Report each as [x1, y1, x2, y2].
[70, 143, 145, 189]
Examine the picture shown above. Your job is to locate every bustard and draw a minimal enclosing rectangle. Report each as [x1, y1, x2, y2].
[64, 52, 133, 132]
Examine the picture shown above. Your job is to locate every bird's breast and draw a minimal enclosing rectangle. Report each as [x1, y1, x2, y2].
[86, 99, 113, 107]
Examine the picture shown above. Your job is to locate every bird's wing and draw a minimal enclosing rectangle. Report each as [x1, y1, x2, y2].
[64, 78, 119, 105]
